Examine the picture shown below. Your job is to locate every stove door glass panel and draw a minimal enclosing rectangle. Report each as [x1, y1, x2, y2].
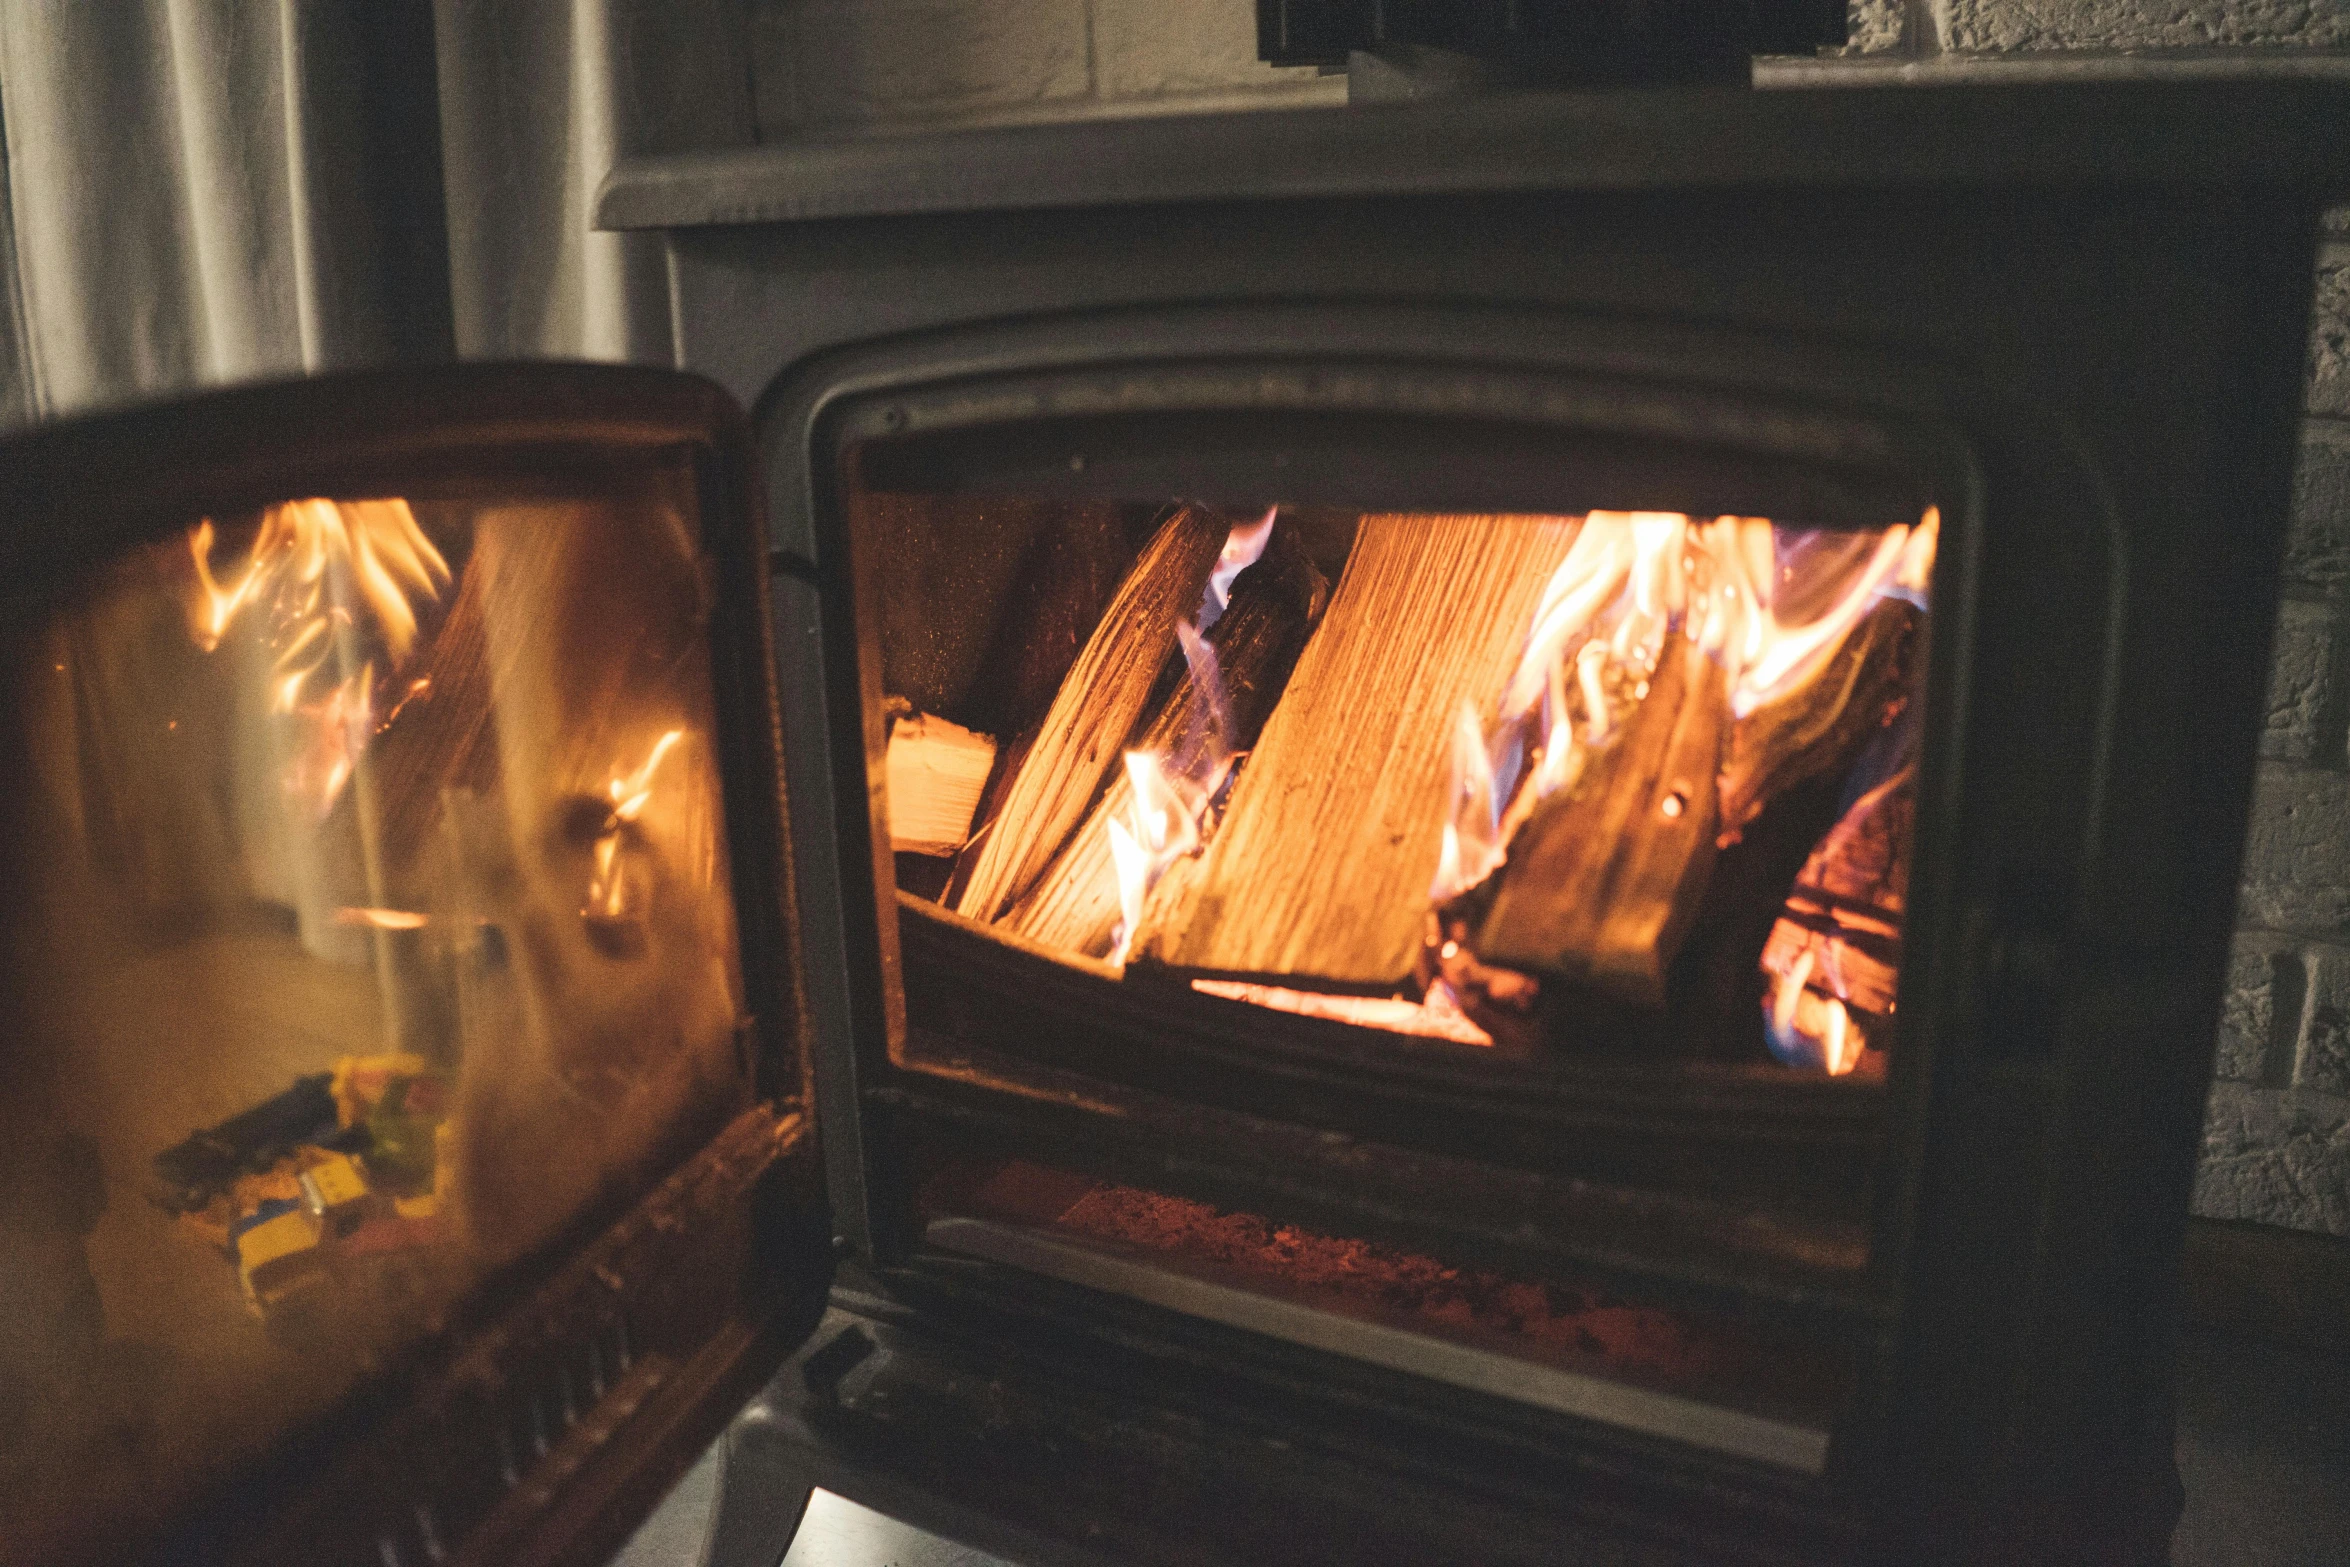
[862, 482, 1930, 1079]
[0, 477, 750, 1560]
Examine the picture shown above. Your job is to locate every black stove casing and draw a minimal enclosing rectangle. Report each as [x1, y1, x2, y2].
[600, 83, 2350, 1565]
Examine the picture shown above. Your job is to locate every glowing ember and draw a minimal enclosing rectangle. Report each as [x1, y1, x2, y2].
[1192, 978, 1493, 1047]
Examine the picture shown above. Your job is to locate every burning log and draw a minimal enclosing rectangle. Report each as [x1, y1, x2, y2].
[1003, 522, 1328, 956]
[1472, 633, 1728, 1006]
[1760, 763, 1913, 1073]
[884, 707, 997, 857]
[952, 505, 1226, 924]
[1128, 514, 1582, 990]
[1717, 599, 1918, 838]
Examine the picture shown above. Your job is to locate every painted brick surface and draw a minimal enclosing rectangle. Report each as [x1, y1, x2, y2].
[2261, 598, 2338, 760]
[1844, 0, 1908, 52]
[1092, 0, 1326, 98]
[1943, 0, 2350, 51]
[2214, 939, 2287, 1083]
[2195, 1081, 2350, 1234]
[2284, 422, 2350, 594]
[2310, 248, 2350, 420]
[2301, 946, 2350, 1095]
[758, 0, 1091, 131]
[2239, 766, 2350, 936]
[750, 0, 1336, 137]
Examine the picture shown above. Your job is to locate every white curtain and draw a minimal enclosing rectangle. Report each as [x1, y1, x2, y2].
[434, 0, 752, 363]
[0, 0, 755, 427]
[0, 0, 429, 422]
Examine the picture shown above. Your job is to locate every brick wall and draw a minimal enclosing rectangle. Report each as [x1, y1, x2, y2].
[1826, 4, 2350, 1237]
[746, 0, 1338, 137]
[2196, 222, 2350, 1235]
[744, 0, 2350, 1236]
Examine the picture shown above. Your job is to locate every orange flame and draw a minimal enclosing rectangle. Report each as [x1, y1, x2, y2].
[283, 665, 373, 819]
[1765, 950, 1866, 1076]
[187, 499, 448, 666]
[1100, 511, 1274, 964]
[1430, 506, 1938, 908]
[608, 728, 684, 823]
[1107, 749, 1206, 965]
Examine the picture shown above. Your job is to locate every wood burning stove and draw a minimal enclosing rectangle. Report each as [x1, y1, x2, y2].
[2, 81, 2346, 1567]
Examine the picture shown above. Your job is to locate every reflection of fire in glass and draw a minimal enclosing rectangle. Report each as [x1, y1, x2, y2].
[0, 488, 747, 1559]
[885, 499, 1934, 1077]
[187, 499, 450, 819]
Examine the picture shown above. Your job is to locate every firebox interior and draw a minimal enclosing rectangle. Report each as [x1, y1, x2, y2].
[815, 388, 1952, 1480]
[852, 460, 1934, 1079]
[0, 473, 753, 1558]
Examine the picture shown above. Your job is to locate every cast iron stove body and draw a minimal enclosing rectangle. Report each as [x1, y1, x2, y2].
[597, 82, 2350, 1565]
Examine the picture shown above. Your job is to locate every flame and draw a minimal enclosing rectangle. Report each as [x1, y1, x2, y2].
[1431, 506, 1937, 909]
[188, 519, 274, 652]
[1096, 511, 1282, 963]
[1764, 951, 1866, 1076]
[1107, 749, 1206, 965]
[1200, 505, 1278, 629]
[188, 498, 448, 666]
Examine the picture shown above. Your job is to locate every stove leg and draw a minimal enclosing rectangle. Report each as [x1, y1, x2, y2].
[702, 1391, 819, 1567]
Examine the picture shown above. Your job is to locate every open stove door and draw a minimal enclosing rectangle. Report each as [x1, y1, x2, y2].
[0, 366, 835, 1567]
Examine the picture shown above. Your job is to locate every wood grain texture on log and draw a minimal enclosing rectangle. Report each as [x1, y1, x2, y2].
[1130, 514, 1581, 991]
[952, 505, 1225, 924]
[885, 711, 996, 857]
[1759, 764, 1912, 1019]
[1004, 523, 1327, 956]
[1717, 599, 1917, 837]
[1475, 633, 1727, 1007]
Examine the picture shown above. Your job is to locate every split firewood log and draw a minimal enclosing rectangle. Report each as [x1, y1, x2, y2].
[1473, 632, 1728, 1007]
[1717, 599, 1917, 838]
[884, 708, 997, 857]
[951, 505, 1226, 924]
[1128, 514, 1581, 990]
[1759, 763, 1914, 1026]
[1004, 522, 1327, 956]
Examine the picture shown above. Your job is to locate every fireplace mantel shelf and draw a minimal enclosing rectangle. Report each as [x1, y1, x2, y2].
[597, 80, 2350, 234]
